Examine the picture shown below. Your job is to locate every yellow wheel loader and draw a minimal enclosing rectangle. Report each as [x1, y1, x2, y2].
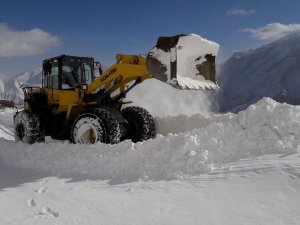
[14, 34, 219, 144]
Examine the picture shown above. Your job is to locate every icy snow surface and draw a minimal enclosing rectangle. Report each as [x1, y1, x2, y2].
[1, 98, 300, 224]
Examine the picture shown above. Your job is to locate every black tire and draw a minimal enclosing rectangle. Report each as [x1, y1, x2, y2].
[71, 108, 121, 144]
[122, 106, 155, 142]
[14, 110, 45, 144]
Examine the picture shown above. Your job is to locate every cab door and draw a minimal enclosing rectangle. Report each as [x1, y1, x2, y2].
[43, 61, 60, 103]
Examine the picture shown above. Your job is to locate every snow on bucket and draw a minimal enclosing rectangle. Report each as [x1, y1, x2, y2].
[147, 34, 219, 90]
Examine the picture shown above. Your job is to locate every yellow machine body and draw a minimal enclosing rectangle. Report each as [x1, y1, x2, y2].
[17, 33, 219, 144]
[39, 54, 151, 121]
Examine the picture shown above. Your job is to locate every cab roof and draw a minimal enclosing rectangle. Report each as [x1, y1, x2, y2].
[43, 54, 94, 63]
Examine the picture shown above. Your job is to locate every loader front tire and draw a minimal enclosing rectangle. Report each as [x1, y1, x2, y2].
[71, 108, 121, 144]
[14, 110, 45, 144]
[122, 106, 155, 142]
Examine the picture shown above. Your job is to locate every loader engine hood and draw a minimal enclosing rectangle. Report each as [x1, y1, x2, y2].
[147, 33, 219, 90]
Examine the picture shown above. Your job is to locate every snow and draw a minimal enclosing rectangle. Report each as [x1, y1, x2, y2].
[149, 33, 219, 90]
[15, 68, 42, 85]
[128, 79, 215, 118]
[175, 34, 219, 90]
[0, 74, 23, 103]
[0, 68, 42, 104]
[218, 34, 300, 112]
[1, 98, 299, 180]
[0, 107, 15, 140]
[0, 98, 300, 224]
[0, 151, 299, 225]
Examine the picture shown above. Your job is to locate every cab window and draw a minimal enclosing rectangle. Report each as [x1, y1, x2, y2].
[83, 63, 92, 83]
[43, 62, 59, 89]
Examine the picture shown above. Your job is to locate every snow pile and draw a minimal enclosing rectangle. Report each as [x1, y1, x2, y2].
[175, 34, 219, 90]
[128, 79, 215, 117]
[0, 98, 299, 182]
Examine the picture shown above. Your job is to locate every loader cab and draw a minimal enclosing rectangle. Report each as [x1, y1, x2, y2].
[42, 55, 96, 90]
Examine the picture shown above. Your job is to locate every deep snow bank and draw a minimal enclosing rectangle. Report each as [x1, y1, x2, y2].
[128, 79, 215, 117]
[0, 98, 299, 182]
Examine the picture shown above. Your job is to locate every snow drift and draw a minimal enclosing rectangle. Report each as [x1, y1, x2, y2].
[0, 98, 299, 182]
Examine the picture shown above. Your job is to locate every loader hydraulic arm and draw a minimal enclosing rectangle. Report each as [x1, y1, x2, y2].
[87, 54, 152, 95]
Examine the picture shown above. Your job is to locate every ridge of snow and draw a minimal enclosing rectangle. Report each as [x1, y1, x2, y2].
[0, 98, 299, 182]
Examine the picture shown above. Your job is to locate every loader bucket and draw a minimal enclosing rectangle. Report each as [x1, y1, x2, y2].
[147, 34, 219, 90]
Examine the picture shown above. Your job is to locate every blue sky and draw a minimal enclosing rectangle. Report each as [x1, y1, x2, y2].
[0, 0, 300, 75]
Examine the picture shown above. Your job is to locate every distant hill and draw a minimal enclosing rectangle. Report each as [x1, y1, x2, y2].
[14, 68, 42, 85]
[0, 68, 42, 104]
[0, 74, 23, 104]
[218, 34, 300, 112]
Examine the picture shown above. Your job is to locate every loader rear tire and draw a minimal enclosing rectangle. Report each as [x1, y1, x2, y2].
[71, 108, 121, 144]
[14, 110, 45, 144]
[122, 106, 155, 142]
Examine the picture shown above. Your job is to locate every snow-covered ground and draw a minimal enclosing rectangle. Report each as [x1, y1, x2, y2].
[0, 107, 15, 140]
[0, 98, 300, 225]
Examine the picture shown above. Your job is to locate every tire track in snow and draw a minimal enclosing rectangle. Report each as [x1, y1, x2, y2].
[0, 124, 14, 140]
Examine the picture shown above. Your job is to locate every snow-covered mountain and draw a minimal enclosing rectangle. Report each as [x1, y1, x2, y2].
[218, 34, 300, 112]
[14, 67, 42, 85]
[0, 74, 23, 104]
[0, 68, 42, 104]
